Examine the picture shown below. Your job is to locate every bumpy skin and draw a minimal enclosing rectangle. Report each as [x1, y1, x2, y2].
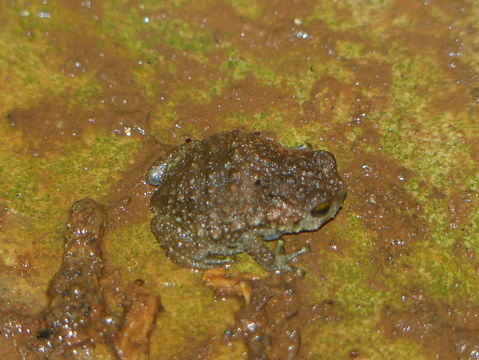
[148, 130, 346, 272]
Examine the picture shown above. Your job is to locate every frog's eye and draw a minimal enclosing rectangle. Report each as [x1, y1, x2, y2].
[311, 201, 331, 217]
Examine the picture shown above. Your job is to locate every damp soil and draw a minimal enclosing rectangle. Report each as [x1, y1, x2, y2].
[1, 0, 478, 359]
[379, 291, 479, 359]
[0, 198, 160, 360]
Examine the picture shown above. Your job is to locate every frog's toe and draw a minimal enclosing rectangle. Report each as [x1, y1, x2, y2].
[282, 245, 310, 261]
[271, 255, 297, 273]
[273, 240, 310, 258]
[273, 240, 285, 256]
[273, 241, 310, 273]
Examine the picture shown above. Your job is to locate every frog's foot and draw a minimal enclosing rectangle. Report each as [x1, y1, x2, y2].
[273, 240, 310, 259]
[273, 240, 310, 275]
[202, 268, 257, 304]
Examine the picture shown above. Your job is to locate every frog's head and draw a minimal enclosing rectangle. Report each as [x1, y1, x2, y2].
[294, 149, 346, 232]
[262, 149, 346, 235]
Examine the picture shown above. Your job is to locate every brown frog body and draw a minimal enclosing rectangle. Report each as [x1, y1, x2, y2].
[147, 130, 346, 272]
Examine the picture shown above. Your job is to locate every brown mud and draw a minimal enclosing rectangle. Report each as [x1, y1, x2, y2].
[379, 290, 479, 359]
[101, 138, 169, 229]
[5, 7, 150, 157]
[0, 199, 159, 359]
[344, 154, 429, 266]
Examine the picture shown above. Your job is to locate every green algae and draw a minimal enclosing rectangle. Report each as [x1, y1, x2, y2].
[103, 0, 212, 57]
[379, 51, 478, 256]
[335, 41, 366, 60]
[1, 132, 141, 230]
[304, 320, 427, 360]
[0, 2, 102, 113]
[0, 128, 141, 302]
[228, 0, 263, 20]
[221, 49, 281, 87]
[398, 242, 479, 303]
[312, 0, 394, 32]
[306, 214, 384, 314]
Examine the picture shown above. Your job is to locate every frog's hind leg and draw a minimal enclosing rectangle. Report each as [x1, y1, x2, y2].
[163, 246, 229, 269]
[151, 215, 229, 269]
[208, 242, 246, 256]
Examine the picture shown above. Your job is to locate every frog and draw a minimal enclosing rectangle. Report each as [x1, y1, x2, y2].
[147, 130, 346, 272]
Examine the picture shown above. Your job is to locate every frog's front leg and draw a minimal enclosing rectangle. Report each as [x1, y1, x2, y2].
[242, 234, 309, 273]
[151, 215, 229, 269]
